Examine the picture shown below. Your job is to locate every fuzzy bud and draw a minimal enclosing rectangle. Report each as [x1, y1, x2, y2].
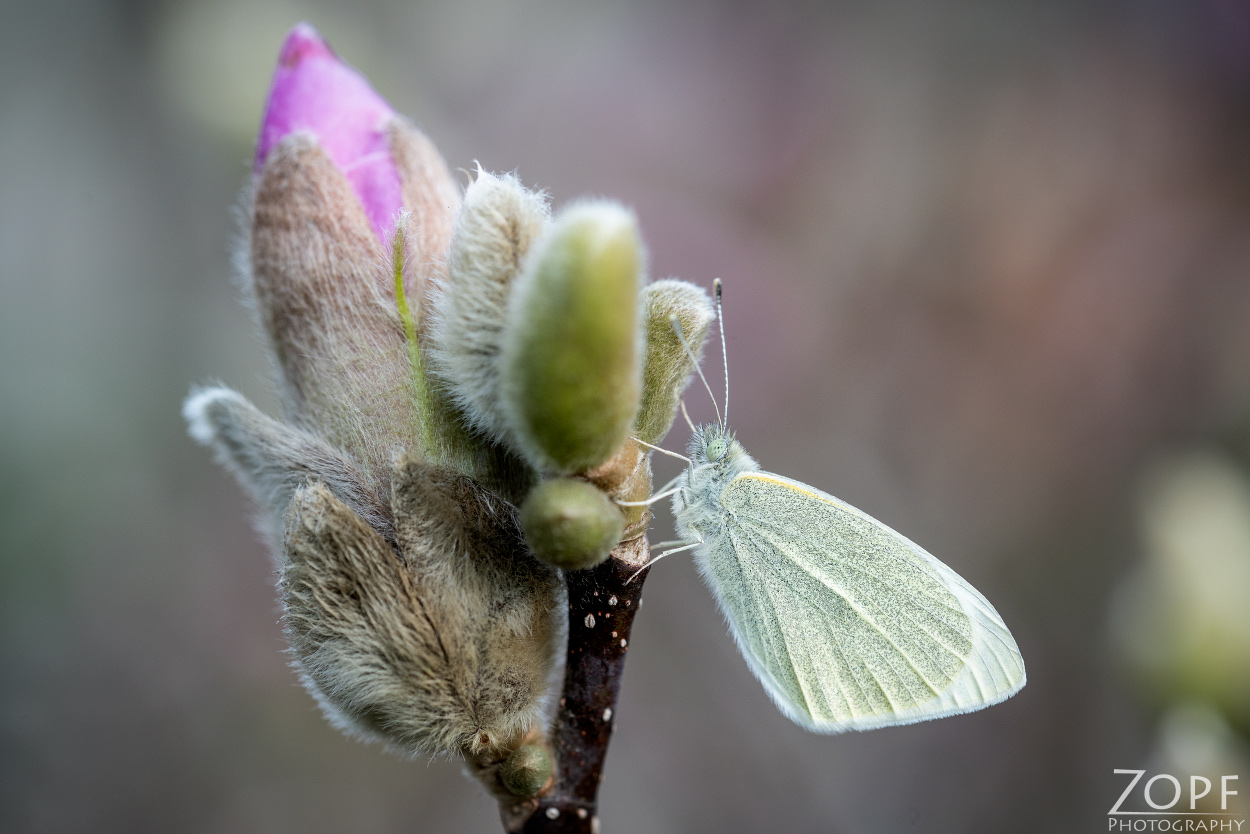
[500, 202, 644, 474]
[635, 279, 715, 445]
[189, 26, 563, 769]
[282, 459, 561, 758]
[255, 22, 402, 241]
[500, 743, 554, 797]
[429, 171, 550, 446]
[246, 24, 461, 482]
[521, 477, 626, 570]
[250, 132, 417, 481]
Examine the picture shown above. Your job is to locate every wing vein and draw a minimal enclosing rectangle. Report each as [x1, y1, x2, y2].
[727, 527, 818, 717]
[737, 524, 921, 715]
[737, 522, 954, 699]
[744, 514, 966, 622]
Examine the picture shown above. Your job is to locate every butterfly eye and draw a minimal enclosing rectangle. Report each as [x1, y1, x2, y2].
[707, 439, 727, 461]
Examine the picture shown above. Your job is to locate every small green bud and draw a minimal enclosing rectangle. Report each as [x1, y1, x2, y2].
[500, 742, 554, 797]
[635, 279, 715, 445]
[521, 477, 626, 570]
[501, 202, 643, 473]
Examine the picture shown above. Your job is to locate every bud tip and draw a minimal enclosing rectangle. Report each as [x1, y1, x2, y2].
[256, 22, 402, 242]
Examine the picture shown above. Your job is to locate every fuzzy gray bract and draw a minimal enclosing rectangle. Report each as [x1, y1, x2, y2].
[428, 170, 550, 449]
[283, 463, 559, 756]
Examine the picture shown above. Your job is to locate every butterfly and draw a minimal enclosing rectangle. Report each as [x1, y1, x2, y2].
[628, 280, 1026, 733]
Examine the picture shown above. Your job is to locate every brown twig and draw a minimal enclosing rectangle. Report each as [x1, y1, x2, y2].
[500, 535, 650, 833]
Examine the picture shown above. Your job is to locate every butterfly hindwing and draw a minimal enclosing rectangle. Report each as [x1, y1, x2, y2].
[697, 471, 1026, 732]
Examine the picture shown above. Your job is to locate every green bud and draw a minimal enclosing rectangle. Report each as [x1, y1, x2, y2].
[500, 743, 554, 797]
[635, 279, 715, 445]
[501, 202, 643, 473]
[521, 477, 626, 570]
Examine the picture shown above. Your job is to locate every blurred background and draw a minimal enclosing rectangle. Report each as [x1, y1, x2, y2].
[3, 0, 1250, 831]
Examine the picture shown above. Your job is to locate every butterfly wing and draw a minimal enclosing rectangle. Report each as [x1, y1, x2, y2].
[698, 471, 1025, 733]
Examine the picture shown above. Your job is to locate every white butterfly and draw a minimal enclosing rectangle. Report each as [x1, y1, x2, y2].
[629, 281, 1025, 733]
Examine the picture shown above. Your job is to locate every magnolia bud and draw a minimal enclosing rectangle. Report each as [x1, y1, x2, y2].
[635, 279, 715, 445]
[500, 202, 644, 474]
[430, 170, 550, 447]
[521, 477, 626, 570]
[251, 133, 418, 481]
[247, 23, 462, 483]
[185, 23, 720, 808]
[500, 743, 554, 797]
[187, 25, 560, 766]
[282, 459, 560, 757]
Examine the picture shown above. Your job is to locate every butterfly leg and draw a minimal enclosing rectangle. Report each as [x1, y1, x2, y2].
[615, 484, 686, 507]
[630, 436, 691, 464]
[626, 538, 704, 584]
[651, 472, 685, 495]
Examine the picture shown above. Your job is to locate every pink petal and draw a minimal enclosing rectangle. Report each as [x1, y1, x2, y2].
[255, 23, 403, 242]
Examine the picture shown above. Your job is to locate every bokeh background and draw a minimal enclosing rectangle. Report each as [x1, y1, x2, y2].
[4, 0, 1250, 831]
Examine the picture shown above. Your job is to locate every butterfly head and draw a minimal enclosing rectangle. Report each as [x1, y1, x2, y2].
[688, 423, 757, 477]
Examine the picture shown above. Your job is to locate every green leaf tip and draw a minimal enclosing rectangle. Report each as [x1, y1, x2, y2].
[501, 201, 644, 474]
[635, 279, 715, 445]
[500, 742, 554, 797]
[520, 477, 626, 571]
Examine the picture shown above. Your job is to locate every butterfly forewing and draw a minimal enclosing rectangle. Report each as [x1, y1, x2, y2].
[700, 471, 1025, 732]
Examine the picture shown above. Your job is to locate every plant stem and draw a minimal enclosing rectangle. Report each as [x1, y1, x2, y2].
[501, 535, 650, 833]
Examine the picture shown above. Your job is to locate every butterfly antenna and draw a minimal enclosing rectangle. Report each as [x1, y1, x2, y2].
[679, 400, 697, 433]
[670, 314, 722, 426]
[714, 279, 728, 424]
